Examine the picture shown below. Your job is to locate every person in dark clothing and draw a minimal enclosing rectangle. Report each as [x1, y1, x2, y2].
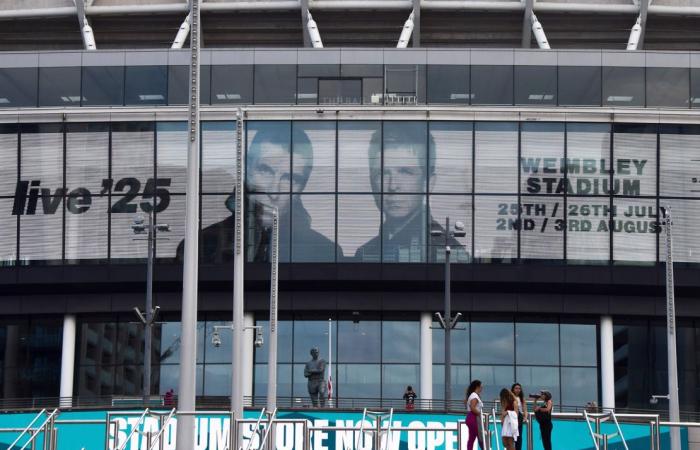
[534, 390, 553, 450]
[403, 385, 417, 410]
[177, 124, 341, 263]
[354, 125, 467, 262]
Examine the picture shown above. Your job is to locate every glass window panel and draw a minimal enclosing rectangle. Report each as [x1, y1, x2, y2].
[558, 66, 601, 106]
[515, 322, 559, 365]
[382, 321, 420, 363]
[432, 364, 470, 401]
[110, 195, 147, 260]
[294, 121, 335, 193]
[157, 364, 203, 396]
[113, 365, 143, 395]
[0, 199, 17, 265]
[297, 78, 318, 104]
[382, 364, 420, 400]
[660, 127, 700, 197]
[0, 125, 18, 196]
[156, 122, 188, 194]
[153, 321, 206, 365]
[646, 67, 690, 108]
[204, 321, 233, 363]
[520, 196, 565, 260]
[291, 194, 336, 262]
[337, 364, 380, 399]
[520, 123, 565, 195]
[338, 121, 381, 192]
[254, 363, 293, 399]
[383, 121, 427, 193]
[612, 197, 658, 263]
[125, 66, 167, 105]
[429, 121, 472, 194]
[432, 321, 469, 364]
[428, 195, 471, 263]
[363, 78, 384, 105]
[78, 364, 115, 397]
[471, 365, 515, 404]
[0, 68, 37, 107]
[566, 123, 611, 193]
[692, 69, 700, 109]
[168, 65, 211, 105]
[115, 322, 145, 365]
[515, 366, 560, 406]
[560, 324, 597, 367]
[474, 195, 518, 262]
[111, 122, 155, 186]
[254, 65, 296, 104]
[602, 67, 645, 107]
[255, 319, 293, 363]
[427, 65, 470, 104]
[561, 367, 598, 407]
[199, 194, 234, 264]
[471, 321, 514, 365]
[613, 126, 657, 197]
[247, 121, 291, 193]
[155, 194, 185, 261]
[81, 66, 124, 106]
[471, 66, 513, 106]
[293, 320, 332, 362]
[514, 66, 557, 105]
[65, 196, 108, 262]
[341, 64, 383, 78]
[474, 122, 518, 194]
[211, 65, 253, 104]
[292, 362, 310, 399]
[382, 194, 426, 263]
[203, 364, 231, 396]
[386, 65, 422, 96]
[66, 123, 109, 189]
[19, 126, 64, 263]
[202, 121, 237, 194]
[661, 199, 700, 263]
[337, 194, 380, 262]
[318, 79, 361, 105]
[566, 196, 611, 263]
[247, 193, 291, 263]
[337, 320, 380, 363]
[38, 67, 81, 106]
[298, 65, 339, 78]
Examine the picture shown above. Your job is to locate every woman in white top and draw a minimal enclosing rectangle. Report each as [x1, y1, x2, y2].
[511, 383, 528, 450]
[499, 388, 519, 450]
[464, 380, 484, 450]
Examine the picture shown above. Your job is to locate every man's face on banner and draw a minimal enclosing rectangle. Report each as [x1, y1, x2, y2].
[381, 144, 426, 221]
[247, 140, 311, 226]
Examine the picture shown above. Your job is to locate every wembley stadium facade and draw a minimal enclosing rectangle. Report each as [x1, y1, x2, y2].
[1, 0, 700, 418]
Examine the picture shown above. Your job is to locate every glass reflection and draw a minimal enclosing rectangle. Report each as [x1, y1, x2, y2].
[382, 364, 420, 400]
[560, 324, 597, 366]
[515, 322, 559, 366]
[338, 320, 380, 363]
[337, 364, 381, 399]
[471, 322, 514, 364]
[382, 321, 420, 363]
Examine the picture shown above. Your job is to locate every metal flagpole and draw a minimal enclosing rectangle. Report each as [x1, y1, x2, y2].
[232, 108, 246, 442]
[328, 318, 333, 407]
[662, 207, 681, 450]
[176, 0, 200, 448]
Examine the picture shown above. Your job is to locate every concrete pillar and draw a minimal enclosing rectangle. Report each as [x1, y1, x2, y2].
[243, 312, 255, 405]
[420, 312, 433, 408]
[600, 315, 615, 409]
[60, 314, 77, 408]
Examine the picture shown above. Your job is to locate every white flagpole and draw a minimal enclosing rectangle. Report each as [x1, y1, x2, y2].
[328, 318, 333, 407]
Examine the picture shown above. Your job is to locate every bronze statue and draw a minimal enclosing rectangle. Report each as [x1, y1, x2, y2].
[304, 347, 327, 407]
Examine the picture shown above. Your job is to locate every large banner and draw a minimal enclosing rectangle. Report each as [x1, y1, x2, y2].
[0, 409, 687, 450]
[2, 121, 699, 265]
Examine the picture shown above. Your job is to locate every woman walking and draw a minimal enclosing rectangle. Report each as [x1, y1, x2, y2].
[464, 380, 484, 450]
[511, 383, 528, 450]
[534, 390, 554, 450]
[499, 388, 519, 450]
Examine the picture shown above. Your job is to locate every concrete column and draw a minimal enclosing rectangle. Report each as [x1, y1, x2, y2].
[420, 312, 433, 408]
[243, 312, 255, 405]
[600, 315, 615, 409]
[60, 314, 77, 408]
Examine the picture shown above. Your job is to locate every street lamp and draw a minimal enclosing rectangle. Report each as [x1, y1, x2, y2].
[132, 210, 170, 405]
[431, 216, 466, 408]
